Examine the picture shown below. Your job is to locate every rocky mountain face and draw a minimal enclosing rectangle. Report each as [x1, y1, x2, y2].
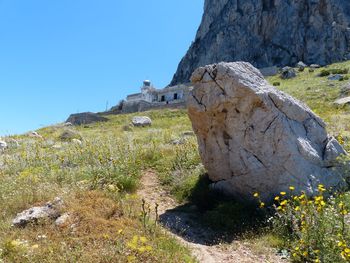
[171, 0, 350, 85]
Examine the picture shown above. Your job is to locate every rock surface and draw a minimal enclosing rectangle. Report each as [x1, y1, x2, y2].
[280, 67, 297, 79]
[334, 96, 350, 106]
[13, 197, 63, 227]
[132, 116, 152, 127]
[66, 112, 108, 126]
[188, 62, 347, 202]
[171, 0, 350, 85]
[296, 61, 307, 71]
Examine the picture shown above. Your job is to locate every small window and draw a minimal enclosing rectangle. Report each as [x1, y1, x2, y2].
[161, 95, 165, 102]
[174, 93, 178, 100]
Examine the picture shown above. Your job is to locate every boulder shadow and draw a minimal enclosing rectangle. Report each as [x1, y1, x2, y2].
[159, 174, 267, 246]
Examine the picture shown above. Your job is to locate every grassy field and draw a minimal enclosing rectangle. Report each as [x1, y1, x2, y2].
[1, 60, 350, 262]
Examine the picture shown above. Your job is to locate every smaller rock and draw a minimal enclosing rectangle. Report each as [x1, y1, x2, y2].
[28, 131, 43, 139]
[310, 64, 321, 69]
[64, 122, 73, 127]
[0, 140, 7, 151]
[12, 197, 63, 227]
[71, 139, 82, 145]
[296, 61, 307, 71]
[334, 96, 350, 106]
[328, 74, 344, 81]
[55, 213, 71, 227]
[66, 112, 108, 125]
[259, 66, 278, 76]
[132, 116, 152, 127]
[280, 67, 297, 79]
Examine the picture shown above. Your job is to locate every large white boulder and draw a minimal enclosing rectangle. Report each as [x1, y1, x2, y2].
[188, 62, 348, 202]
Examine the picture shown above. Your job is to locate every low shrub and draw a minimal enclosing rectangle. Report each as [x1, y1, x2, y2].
[256, 185, 350, 263]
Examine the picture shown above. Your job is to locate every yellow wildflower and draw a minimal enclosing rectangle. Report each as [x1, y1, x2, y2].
[253, 192, 259, 198]
[280, 200, 288, 206]
[280, 192, 286, 196]
[289, 186, 295, 191]
[274, 196, 280, 201]
[139, 236, 147, 243]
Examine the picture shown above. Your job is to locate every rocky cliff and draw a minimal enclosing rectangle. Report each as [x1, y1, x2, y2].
[171, 0, 350, 85]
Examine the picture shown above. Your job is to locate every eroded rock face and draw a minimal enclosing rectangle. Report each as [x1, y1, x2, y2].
[171, 0, 350, 85]
[188, 62, 347, 202]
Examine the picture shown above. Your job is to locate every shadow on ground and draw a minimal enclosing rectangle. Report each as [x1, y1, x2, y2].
[159, 174, 268, 246]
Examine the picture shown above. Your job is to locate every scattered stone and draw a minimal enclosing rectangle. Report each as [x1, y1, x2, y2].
[12, 197, 63, 227]
[28, 131, 43, 139]
[309, 68, 315, 73]
[64, 122, 73, 127]
[296, 61, 307, 71]
[188, 62, 348, 202]
[0, 140, 7, 151]
[71, 138, 82, 145]
[310, 64, 321, 69]
[259, 66, 278, 77]
[132, 116, 152, 127]
[334, 97, 350, 106]
[55, 213, 71, 227]
[280, 67, 296, 79]
[328, 74, 344, 81]
[66, 112, 108, 126]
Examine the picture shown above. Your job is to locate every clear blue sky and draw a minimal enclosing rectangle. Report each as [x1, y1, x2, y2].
[0, 0, 203, 136]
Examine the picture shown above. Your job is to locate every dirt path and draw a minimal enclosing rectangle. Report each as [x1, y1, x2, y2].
[138, 171, 285, 263]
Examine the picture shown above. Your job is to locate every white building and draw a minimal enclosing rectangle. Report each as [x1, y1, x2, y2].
[126, 80, 191, 104]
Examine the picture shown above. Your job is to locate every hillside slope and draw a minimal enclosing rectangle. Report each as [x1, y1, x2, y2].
[1, 61, 350, 262]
